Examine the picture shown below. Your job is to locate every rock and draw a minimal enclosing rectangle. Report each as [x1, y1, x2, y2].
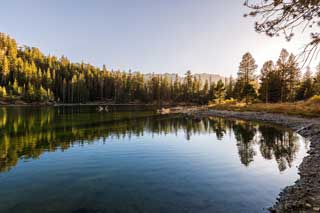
[97, 106, 103, 112]
[157, 108, 171, 115]
[306, 203, 312, 208]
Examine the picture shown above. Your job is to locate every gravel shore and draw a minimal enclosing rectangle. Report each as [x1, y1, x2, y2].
[183, 109, 320, 212]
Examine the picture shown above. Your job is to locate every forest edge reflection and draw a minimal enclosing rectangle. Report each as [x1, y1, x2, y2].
[0, 107, 307, 173]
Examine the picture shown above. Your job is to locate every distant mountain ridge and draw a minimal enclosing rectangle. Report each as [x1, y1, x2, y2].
[143, 73, 226, 84]
[193, 73, 226, 84]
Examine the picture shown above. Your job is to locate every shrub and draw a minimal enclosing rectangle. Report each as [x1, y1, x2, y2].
[307, 95, 320, 105]
[0, 86, 7, 97]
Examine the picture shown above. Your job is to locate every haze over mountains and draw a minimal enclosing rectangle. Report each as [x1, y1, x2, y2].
[143, 73, 226, 84]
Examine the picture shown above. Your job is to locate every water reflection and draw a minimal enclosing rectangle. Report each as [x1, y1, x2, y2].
[258, 125, 299, 172]
[0, 107, 302, 173]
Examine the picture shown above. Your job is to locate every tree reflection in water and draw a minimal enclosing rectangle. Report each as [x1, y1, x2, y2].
[233, 120, 257, 167]
[0, 107, 301, 173]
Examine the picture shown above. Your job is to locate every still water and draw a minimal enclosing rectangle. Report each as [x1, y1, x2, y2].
[0, 107, 308, 213]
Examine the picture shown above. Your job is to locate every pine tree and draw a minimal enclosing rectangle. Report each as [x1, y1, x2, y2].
[208, 82, 216, 101]
[25, 82, 36, 101]
[242, 84, 257, 103]
[184, 70, 193, 101]
[314, 63, 320, 95]
[259, 61, 274, 103]
[296, 68, 314, 100]
[214, 80, 225, 103]
[237, 52, 257, 103]
[12, 79, 22, 95]
[225, 76, 234, 99]
[0, 86, 7, 97]
[39, 86, 48, 101]
[0, 56, 10, 85]
[286, 54, 300, 102]
[276, 49, 291, 102]
[266, 69, 282, 102]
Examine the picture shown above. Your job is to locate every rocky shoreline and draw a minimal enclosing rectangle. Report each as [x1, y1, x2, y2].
[182, 109, 320, 212]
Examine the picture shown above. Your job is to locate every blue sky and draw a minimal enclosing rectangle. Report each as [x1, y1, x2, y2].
[0, 0, 313, 76]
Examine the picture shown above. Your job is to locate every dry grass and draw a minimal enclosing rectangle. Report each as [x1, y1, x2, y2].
[209, 96, 320, 117]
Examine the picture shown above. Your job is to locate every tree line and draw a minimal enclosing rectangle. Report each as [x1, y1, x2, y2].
[232, 49, 320, 103]
[0, 33, 226, 104]
[0, 32, 320, 105]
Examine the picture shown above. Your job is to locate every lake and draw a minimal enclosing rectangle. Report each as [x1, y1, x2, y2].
[0, 106, 308, 213]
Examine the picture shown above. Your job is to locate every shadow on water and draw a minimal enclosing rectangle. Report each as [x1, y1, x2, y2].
[0, 106, 306, 173]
